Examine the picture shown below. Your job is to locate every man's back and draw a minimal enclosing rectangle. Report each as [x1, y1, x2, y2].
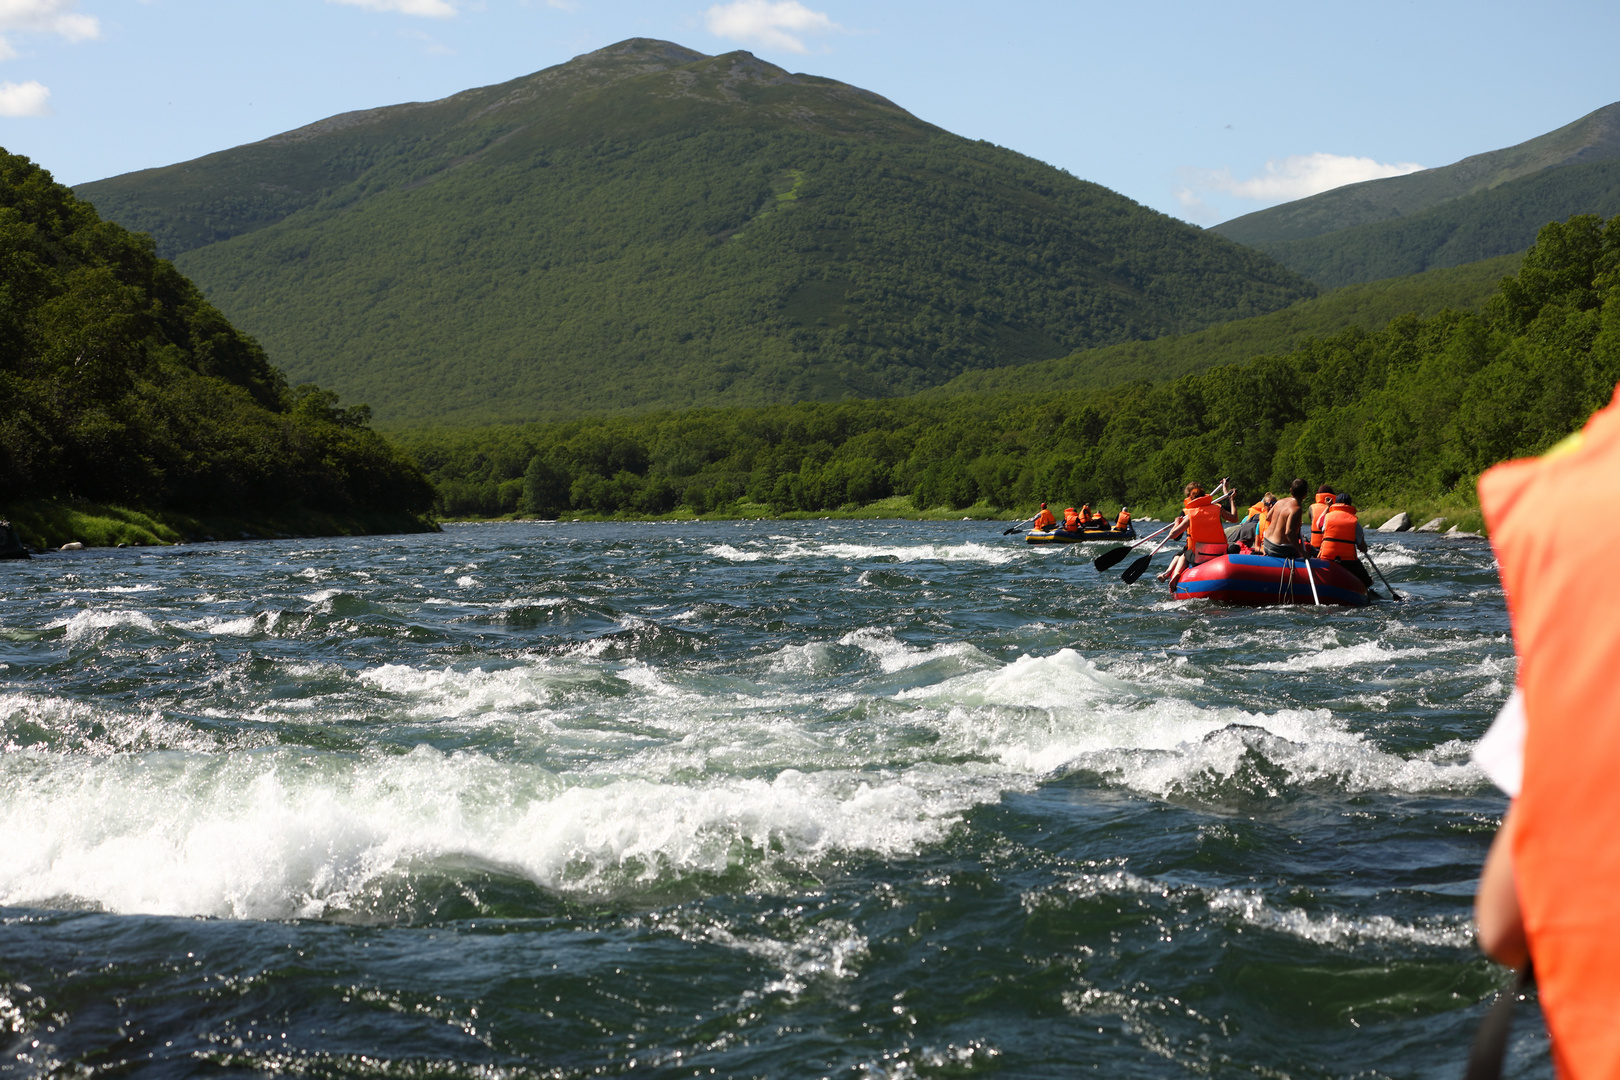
[1265, 497, 1302, 546]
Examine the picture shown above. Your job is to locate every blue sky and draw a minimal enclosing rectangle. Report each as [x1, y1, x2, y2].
[3, 0, 1617, 225]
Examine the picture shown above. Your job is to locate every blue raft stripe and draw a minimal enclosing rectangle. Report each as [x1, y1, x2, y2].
[1174, 576, 1367, 606]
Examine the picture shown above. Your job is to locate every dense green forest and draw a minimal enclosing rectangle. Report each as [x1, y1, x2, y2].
[398, 214, 1620, 520]
[0, 150, 433, 532]
[1214, 101, 1620, 245]
[78, 39, 1312, 425]
[933, 252, 1519, 396]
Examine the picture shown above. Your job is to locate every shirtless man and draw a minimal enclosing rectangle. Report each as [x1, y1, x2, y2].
[1262, 478, 1309, 558]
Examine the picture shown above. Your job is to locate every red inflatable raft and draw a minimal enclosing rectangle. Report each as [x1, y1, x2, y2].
[1171, 553, 1370, 606]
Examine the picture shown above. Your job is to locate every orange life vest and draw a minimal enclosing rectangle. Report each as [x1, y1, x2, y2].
[1478, 386, 1620, 1079]
[1182, 495, 1228, 559]
[1317, 506, 1359, 560]
[1063, 508, 1080, 529]
[1115, 510, 1131, 531]
[1034, 508, 1056, 530]
[1309, 496, 1335, 546]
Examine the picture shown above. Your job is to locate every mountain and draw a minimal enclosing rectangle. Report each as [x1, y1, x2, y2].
[1215, 102, 1620, 246]
[1211, 103, 1620, 288]
[75, 39, 1313, 427]
[928, 252, 1521, 395]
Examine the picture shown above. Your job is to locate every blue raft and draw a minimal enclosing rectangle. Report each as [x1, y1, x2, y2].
[1172, 553, 1370, 606]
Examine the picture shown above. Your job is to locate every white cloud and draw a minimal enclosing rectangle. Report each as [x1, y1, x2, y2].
[327, 0, 459, 17]
[704, 0, 842, 54]
[399, 26, 453, 54]
[0, 78, 49, 115]
[0, 0, 100, 40]
[1187, 152, 1426, 204]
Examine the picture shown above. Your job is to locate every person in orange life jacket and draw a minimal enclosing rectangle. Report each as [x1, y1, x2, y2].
[1316, 493, 1373, 588]
[1114, 506, 1132, 532]
[1160, 480, 1240, 583]
[1471, 390, 1620, 1078]
[1237, 493, 1275, 550]
[1088, 506, 1107, 525]
[1062, 506, 1082, 532]
[1261, 479, 1310, 558]
[1306, 485, 1336, 554]
[1030, 503, 1057, 531]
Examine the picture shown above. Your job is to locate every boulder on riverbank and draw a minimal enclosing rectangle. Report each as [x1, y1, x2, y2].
[1378, 512, 1412, 532]
[1445, 524, 1483, 538]
[1416, 517, 1446, 532]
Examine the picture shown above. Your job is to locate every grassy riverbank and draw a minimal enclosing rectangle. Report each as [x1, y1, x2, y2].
[2, 499, 439, 552]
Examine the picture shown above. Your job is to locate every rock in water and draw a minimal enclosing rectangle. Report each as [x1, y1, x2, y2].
[0, 520, 30, 560]
[1445, 524, 1483, 538]
[1416, 517, 1446, 532]
[1378, 511, 1412, 532]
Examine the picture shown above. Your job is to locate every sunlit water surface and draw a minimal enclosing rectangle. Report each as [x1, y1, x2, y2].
[0, 521, 1547, 1077]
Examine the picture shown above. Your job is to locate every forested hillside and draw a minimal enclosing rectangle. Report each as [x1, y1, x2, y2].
[77, 39, 1313, 426]
[930, 252, 1519, 395]
[1247, 159, 1620, 288]
[400, 214, 1620, 520]
[1215, 102, 1620, 245]
[1211, 103, 1620, 288]
[0, 150, 433, 532]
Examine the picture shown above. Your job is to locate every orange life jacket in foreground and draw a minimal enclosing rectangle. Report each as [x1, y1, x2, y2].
[1309, 496, 1335, 546]
[1479, 386, 1620, 1079]
[1317, 506, 1359, 561]
[1063, 508, 1080, 529]
[1182, 495, 1228, 559]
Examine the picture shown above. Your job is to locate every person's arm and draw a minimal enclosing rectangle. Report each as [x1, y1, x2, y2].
[1476, 805, 1530, 968]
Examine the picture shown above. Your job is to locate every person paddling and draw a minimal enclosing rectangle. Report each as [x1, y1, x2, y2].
[1315, 493, 1374, 588]
[1159, 479, 1240, 584]
[1029, 502, 1057, 531]
[1262, 479, 1308, 559]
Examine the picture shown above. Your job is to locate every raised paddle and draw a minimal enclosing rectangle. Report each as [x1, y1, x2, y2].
[1092, 521, 1173, 572]
[1120, 528, 1179, 585]
[1363, 547, 1404, 602]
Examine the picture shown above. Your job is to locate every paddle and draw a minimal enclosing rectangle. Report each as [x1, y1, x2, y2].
[1092, 521, 1173, 572]
[1120, 528, 1179, 585]
[1363, 547, 1404, 602]
[1003, 512, 1041, 535]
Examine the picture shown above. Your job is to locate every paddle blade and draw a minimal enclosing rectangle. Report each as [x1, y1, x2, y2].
[1092, 546, 1129, 572]
[1119, 554, 1153, 584]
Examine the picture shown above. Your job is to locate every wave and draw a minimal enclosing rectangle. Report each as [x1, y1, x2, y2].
[705, 540, 1014, 565]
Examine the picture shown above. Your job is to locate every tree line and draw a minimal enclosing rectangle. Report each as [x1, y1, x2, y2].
[397, 213, 1620, 520]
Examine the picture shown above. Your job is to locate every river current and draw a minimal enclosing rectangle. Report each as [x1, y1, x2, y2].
[0, 521, 1546, 1077]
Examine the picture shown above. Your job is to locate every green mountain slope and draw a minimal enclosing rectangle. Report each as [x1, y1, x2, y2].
[1214, 101, 1620, 246]
[0, 149, 433, 530]
[76, 39, 1313, 427]
[926, 252, 1520, 395]
[1242, 158, 1620, 289]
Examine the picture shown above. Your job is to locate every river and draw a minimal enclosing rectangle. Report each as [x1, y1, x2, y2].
[0, 521, 1547, 1077]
